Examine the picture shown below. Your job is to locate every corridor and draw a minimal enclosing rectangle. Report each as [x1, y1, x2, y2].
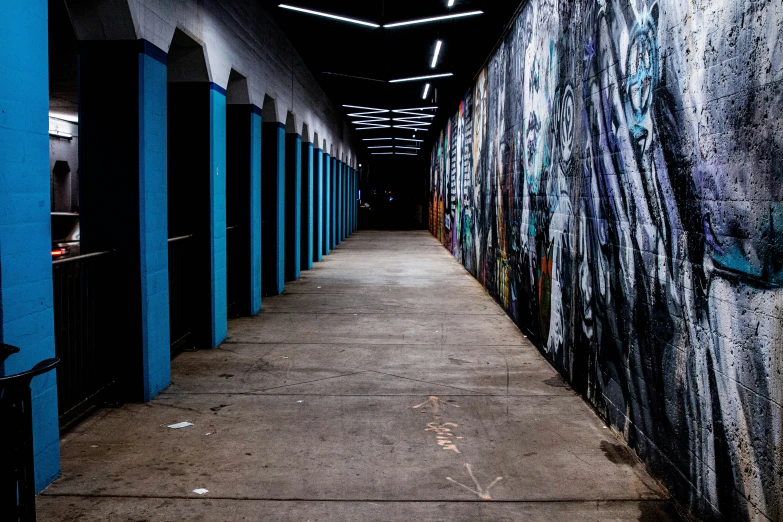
[38, 232, 678, 521]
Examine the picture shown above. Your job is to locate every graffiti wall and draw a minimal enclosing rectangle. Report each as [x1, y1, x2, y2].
[429, 1, 783, 520]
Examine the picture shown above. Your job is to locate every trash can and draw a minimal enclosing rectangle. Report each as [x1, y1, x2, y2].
[0, 344, 59, 522]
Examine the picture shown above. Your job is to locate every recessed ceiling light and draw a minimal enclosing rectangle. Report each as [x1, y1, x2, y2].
[431, 41, 442, 68]
[389, 73, 453, 83]
[279, 4, 380, 28]
[422, 83, 430, 99]
[384, 11, 483, 28]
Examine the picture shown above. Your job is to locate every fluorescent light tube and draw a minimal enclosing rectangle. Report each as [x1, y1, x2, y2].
[394, 106, 438, 111]
[368, 146, 393, 149]
[363, 138, 394, 141]
[279, 5, 380, 28]
[394, 138, 423, 142]
[372, 152, 394, 155]
[384, 11, 482, 28]
[396, 152, 418, 156]
[448, 0, 455, 5]
[343, 104, 388, 111]
[422, 83, 430, 99]
[389, 73, 453, 83]
[396, 146, 421, 150]
[431, 41, 442, 68]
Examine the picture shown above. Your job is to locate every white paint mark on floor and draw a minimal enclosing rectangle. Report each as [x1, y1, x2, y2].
[446, 463, 503, 500]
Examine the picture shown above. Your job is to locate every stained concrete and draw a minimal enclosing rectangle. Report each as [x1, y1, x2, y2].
[38, 231, 682, 521]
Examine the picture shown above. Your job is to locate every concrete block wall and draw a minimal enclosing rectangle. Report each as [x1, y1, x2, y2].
[123, 0, 358, 160]
[428, 1, 782, 521]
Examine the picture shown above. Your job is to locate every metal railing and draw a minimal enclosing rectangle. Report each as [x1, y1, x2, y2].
[168, 234, 195, 356]
[52, 250, 116, 430]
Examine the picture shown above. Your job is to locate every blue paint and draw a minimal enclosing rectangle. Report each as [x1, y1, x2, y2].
[302, 142, 314, 270]
[324, 153, 331, 255]
[314, 148, 323, 261]
[250, 112, 262, 313]
[336, 161, 342, 246]
[209, 89, 227, 347]
[285, 133, 301, 281]
[0, 0, 60, 491]
[275, 124, 286, 293]
[209, 82, 227, 97]
[138, 39, 167, 65]
[329, 158, 337, 248]
[138, 48, 171, 399]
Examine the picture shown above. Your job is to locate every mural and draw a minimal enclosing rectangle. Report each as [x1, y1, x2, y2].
[429, 1, 783, 521]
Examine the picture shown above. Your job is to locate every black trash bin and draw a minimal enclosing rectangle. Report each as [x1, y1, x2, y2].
[0, 344, 59, 522]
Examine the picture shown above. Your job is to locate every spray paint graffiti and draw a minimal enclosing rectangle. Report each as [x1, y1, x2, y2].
[429, 1, 783, 520]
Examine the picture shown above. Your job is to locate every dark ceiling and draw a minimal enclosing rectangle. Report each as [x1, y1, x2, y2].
[263, 0, 523, 160]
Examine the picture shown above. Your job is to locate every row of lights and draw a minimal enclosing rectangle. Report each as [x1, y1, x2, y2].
[280, 2, 481, 157]
[278, 4, 481, 29]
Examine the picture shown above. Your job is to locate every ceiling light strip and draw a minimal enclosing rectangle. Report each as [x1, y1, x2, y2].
[431, 41, 442, 68]
[422, 83, 431, 99]
[396, 146, 421, 150]
[394, 138, 423, 142]
[389, 73, 453, 83]
[384, 11, 483, 28]
[368, 146, 394, 149]
[372, 152, 394, 155]
[279, 4, 380, 28]
[363, 138, 394, 141]
[396, 152, 419, 156]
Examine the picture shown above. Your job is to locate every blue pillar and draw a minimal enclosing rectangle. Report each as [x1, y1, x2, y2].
[0, 0, 60, 491]
[331, 157, 337, 250]
[284, 132, 301, 281]
[209, 85, 227, 347]
[313, 148, 323, 262]
[226, 104, 262, 316]
[300, 141, 313, 270]
[324, 153, 331, 255]
[262, 122, 285, 295]
[81, 40, 171, 400]
[336, 161, 342, 246]
[250, 109, 262, 313]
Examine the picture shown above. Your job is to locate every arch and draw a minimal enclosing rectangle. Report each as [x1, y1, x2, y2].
[262, 95, 279, 124]
[64, 0, 136, 41]
[301, 123, 311, 143]
[226, 69, 250, 105]
[167, 28, 209, 83]
[285, 111, 298, 134]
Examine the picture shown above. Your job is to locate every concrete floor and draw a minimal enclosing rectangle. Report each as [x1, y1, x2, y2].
[38, 231, 681, 521]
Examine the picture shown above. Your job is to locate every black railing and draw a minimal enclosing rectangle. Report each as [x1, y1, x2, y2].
[168, 234, 195, 356]
[52, 250, 116, 431]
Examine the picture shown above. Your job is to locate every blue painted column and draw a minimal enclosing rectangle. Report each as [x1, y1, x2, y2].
[336, 161, 342, 246]
[226, 104, 262, 316]
[284, 132, 301, 281]
[313, 148, 323, 262]
[81, 40, 172, 399]
[250, 109, 262, 313]
[300, 141, 313, 270]
[209, 85, 228, 347]
[324, 153, 331, 255]
[331, 157, 338, 250]
[262, 122, 285, 295]
[0, 0, 60, 491]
